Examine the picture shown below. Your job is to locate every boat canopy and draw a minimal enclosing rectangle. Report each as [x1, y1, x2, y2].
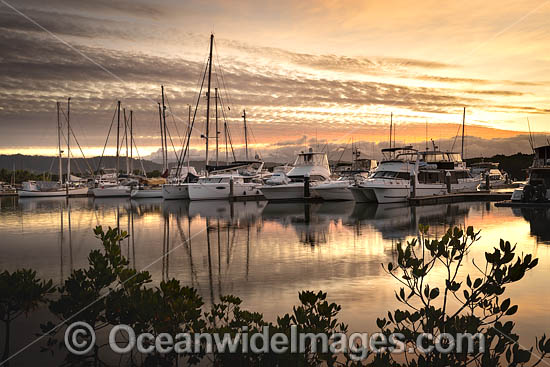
[294, 152, 329, 169]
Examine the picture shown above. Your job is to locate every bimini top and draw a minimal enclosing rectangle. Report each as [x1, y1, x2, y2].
[381, 146, 416, 153]
[420, 151, 462, 163]
[294, 151, 329, 168]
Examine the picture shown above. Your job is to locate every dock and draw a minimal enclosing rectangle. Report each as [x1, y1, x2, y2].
[409, 192, 511, 206]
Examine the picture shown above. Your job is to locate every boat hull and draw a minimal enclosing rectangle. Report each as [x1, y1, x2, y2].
[92, 186, 131, 197]
[131, 189, 162, 198]
[371, 186, 410, 203]
[18, 187, 88, 198]
[312, 186, 354, 201]
[349, 186, 377, 203]
[162, 184, 189, 200]
[188, 182, 262, 201]
[260, 183, 320, 201]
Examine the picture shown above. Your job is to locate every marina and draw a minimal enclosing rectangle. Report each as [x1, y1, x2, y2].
[2, 1, 550, 365]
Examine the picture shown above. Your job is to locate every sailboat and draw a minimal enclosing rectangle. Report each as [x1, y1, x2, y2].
[19, 99, 88, 198]
[130, 102, 164, 198]
[92, 101, 134, 197]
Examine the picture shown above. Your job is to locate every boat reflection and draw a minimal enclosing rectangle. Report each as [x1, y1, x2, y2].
[512, 207, 550, 244]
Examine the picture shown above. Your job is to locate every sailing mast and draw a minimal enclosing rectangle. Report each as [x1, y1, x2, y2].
[389, 112, 393, 157]
[242, 109, 249, 160]
[158, 102, 165, 172]
[205, 34, 214, 170]
[224, 121, 228, 163]
[161, 85, 168, 173]
[130, 110, 133, 175]
[116, 100, 120, 178]
[187, 105, 191, 173]
[66, 98, 71, 193]
[57, 102, 62, 185]
[461, 107, 466, 160]
[124, 108, 129, 175]
[215, 88, 219, 167]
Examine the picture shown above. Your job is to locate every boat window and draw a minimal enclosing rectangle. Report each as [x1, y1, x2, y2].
[447, 153, 462, 162]
[294, 153, 329, 168]
[396, 172, 410, 180]
[372, 171, 399, 178]
[396, 153, 416, 162]
[418, 171, 442, 184]
[423, 153, 446, 162]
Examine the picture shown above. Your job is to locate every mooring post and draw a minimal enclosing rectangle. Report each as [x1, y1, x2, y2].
[485, 173, 490, 191]
[410, 173, 417, 198]
[446, 171, 452, 193]
[229, 177, 234, 200]
[304, 173, 310, 199]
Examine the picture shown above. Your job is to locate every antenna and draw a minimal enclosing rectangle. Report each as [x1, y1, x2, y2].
[425, 120, 428, 151]
[526, 117, 535, 152]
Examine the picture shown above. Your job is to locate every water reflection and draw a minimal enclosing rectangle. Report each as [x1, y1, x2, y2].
[1, 196, 550, 361]
[512, 207, 550, 243]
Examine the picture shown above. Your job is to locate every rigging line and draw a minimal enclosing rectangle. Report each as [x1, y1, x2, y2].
[129, 121, 147, 177]
[176, 59, 209, 173]
[95, 104, 118, 175]
[246, 118, 263, 160]
[164, 122, 181, 164]
[217, 93, 237, 161]
[213, 38, 234, 110]
[59, 108, 94, 176]
[215, 71, 244, 149]
[164, 93, 185, 147]
[450, 122, 462, 152]
[47, 156, 55, 177]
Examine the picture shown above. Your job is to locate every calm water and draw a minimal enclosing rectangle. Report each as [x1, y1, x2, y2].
[1, 196, 550, 363]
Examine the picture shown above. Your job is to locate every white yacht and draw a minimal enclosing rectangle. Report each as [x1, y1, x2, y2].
[92, 183, 132, 197]
[92, 175, 137, 197]
[162, 167, 199, 200]
[511, 145, 550, 202]
[260, 150, 331, 200]
[350, 147, 417, 204]
[351, 147, 482, 203]
[414, 151, 482, 196]
[131, 177, 166, 198]
[470, 162, 507, 189]
[313, 158, 377, 201]
[187, 162, 264, 201]
[187, 173, 262, 200]
[18, 181, 88, 198]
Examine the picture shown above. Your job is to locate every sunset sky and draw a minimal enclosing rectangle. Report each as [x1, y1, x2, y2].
[1, 0, 549, 162]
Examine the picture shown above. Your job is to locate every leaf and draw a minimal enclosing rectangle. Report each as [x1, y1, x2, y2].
[506, 305, 518, 316]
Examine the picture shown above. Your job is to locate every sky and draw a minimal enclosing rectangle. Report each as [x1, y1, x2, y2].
[0, 0, 549, 162]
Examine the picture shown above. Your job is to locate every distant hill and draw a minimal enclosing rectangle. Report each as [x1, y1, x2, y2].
[0, 154, 283, 176]
[0, 154, 162, 176]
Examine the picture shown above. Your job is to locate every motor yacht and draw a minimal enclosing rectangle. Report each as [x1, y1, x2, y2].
[313, 158, 377, 201]
[187, 162, 264, 201]
[350, 147, 417, 204]
[260, 149, 331, 200]
[511, 145, 550, 202]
